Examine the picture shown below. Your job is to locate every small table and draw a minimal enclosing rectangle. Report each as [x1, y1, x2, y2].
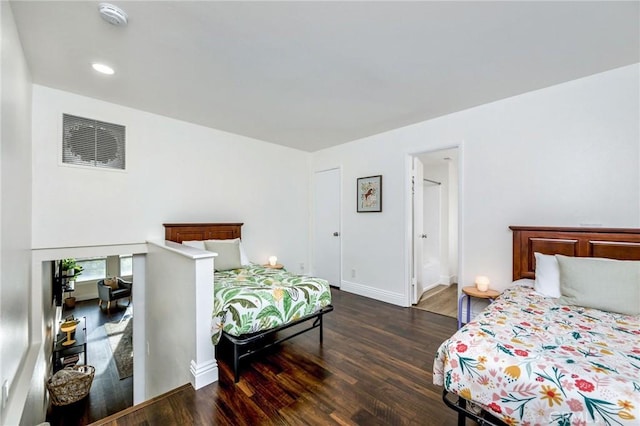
[263, 263, 284, 269]
[458, 286, 500, 329]
[53, 316, 87, 372]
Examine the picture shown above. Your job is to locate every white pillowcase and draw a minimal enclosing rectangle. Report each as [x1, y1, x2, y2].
[534, 252, 561, 298]
[205, 239, 250, 265]
[182, 240, 206, 250]
[204, 239, 243, 271]
[556, 255, 640, 315]
[182, 239, 250, 265]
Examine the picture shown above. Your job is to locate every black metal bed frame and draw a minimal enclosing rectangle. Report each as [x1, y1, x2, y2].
[222, 304, 334, 382]
[442, 390, 507, 426]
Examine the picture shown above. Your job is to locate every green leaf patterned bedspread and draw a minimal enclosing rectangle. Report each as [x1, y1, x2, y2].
[211, 264, 332, 345]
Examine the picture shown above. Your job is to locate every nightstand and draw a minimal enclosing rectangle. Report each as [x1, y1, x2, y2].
[458, 286, 500, 329]
[263, 263, 284, 269]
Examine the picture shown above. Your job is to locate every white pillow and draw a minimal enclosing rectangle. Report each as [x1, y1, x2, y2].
[204, 239, 243, 271]
[557, 255, 640, 316]
[534, 252, 561, 298]
[205, 239, 250, 265]
[182, 240, 206, 250]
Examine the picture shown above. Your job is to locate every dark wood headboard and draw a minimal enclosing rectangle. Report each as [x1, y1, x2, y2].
[164, 223, 243, 243]
[510, 226, 640, 280]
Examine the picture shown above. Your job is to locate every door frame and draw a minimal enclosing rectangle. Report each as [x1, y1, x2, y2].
[404, 144, 464, 307]
[312, 166, 342, 287]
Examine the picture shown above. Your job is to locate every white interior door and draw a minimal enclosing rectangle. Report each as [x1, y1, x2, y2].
[412, 157, 424, 304]
[313, 168, 341, 287]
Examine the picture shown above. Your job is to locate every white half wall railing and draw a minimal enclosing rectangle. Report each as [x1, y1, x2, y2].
[145, 241, 216, 397]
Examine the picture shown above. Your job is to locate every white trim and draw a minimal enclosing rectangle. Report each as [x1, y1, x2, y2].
[132, 253, 146, 404]
[405, 143, 464, 308]
[341, 280, 405, 307]
[403, 154, 413, 306]
[146, 240, 216, 260]
[440, 275, 456, 285]
[192, 257, 216, 388]
[32, 242, 148, 257]
[190, 360, 219, 390]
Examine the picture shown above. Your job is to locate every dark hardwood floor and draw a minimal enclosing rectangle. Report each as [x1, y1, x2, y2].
[48, 298, 133, 426]
[92, 288, 459, 426]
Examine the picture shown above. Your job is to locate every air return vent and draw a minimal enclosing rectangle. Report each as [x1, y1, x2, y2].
[62, 114, 126, 170]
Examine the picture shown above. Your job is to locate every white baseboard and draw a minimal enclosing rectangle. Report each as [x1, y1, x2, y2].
[190, 359, 218, 390]
[440, 275, 457, 285]
[422, 282, 440, 292]
[340, 280, 406, 306]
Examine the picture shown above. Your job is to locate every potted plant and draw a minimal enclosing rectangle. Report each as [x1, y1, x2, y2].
[61, 259, 83, 308]
[62, 258, 83, 278]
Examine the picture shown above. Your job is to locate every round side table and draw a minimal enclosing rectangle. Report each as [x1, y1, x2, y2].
[263, 263, 284, 269]
[458, 286, 501, 329]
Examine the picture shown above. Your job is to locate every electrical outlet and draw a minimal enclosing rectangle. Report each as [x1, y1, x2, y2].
[299, 263, 304, 271]
[351, 269, 356, 278]
[146, 341, 150, 356]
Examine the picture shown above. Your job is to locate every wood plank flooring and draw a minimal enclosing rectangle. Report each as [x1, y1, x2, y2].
[47, 299, 133, 425]
[92, 288, 459, 426]
[414, 285, 458, 318]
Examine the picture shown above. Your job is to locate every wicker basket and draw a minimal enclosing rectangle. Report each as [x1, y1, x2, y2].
[47, 365, 95, 406]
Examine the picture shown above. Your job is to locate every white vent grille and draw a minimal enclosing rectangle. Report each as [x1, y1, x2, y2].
[62, 114, 126, 170]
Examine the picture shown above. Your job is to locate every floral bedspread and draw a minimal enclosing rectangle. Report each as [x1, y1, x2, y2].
[433, 285, 640, 425]
[211, 264, 332, 345]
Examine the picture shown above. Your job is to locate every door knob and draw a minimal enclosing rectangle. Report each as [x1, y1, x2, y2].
[420, 234, 428, 239]
[333, 232, 340, 236]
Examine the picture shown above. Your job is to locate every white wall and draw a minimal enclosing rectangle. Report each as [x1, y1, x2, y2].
[312, 64, 640, 305]
[31, 86, 311, 272]
[0, 2, 34, 424]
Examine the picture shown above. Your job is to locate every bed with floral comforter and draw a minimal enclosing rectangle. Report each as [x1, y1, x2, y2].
[434, 285, 640, 425]
[211, 264, 332, 345]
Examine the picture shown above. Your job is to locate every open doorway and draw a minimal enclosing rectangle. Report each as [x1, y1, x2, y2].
[47, 254, 134, 425]
[409, 147, 460, 318]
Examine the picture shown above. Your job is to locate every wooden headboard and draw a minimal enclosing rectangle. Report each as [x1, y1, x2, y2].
[510, 226, 640, 280]
[164, 223, 243, 243]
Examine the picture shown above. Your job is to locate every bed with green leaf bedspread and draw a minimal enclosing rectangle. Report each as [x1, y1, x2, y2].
[211, 264, 332, 345]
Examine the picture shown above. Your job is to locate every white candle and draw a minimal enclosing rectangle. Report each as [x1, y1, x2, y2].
[475, 275, 490, 292]
[268, 256, 278, 266]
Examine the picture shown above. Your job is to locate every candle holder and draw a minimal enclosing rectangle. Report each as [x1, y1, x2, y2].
[475, 275, 490, 292]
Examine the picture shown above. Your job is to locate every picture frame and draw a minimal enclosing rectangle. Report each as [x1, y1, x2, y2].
[357, 175, 382, 212]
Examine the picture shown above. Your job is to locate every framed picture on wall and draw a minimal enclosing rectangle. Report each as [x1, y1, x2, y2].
[357, 175, 382, 212]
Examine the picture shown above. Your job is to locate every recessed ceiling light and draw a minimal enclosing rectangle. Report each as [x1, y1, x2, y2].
[92, 63, 115, 75]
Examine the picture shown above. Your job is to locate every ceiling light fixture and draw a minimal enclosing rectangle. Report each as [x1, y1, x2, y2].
[99, 3, 128, 27]
[92, 63, 115, 75]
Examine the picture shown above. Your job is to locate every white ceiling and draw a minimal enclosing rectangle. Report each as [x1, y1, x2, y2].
[10, 1, 640, 152]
